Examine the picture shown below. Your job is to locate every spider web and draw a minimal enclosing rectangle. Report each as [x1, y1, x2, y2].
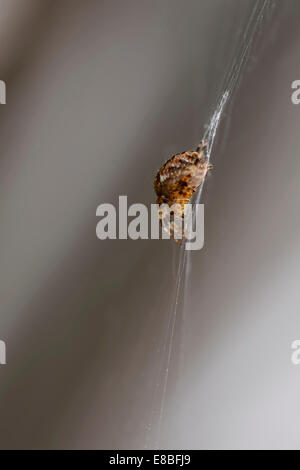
[146, 0, 276, 449]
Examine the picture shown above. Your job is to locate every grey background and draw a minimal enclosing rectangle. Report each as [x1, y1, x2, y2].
[0, 0, 300, 449]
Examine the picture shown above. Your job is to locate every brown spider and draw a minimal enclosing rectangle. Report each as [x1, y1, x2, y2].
[153, 140, 212, 242]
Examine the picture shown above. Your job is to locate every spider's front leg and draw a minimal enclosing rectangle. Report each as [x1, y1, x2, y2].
[158, 204, 184, 244]
[169, 202, 187, 244]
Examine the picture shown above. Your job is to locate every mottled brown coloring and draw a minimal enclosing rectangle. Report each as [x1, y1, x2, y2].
[154, 140, 212, 242]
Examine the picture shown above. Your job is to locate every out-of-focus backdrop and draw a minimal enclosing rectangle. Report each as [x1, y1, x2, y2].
[0, 0, 300, 450]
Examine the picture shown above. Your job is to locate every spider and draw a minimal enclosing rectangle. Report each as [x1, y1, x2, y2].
[153, 140, 212, 243]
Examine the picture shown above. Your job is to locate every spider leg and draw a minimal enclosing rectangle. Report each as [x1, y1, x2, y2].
[196, 140, 209, 152]
[160, 209, 185, 245]
[161, 221, 183, 245]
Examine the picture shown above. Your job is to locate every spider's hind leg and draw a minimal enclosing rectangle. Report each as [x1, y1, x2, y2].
[196, 140, 208, 152]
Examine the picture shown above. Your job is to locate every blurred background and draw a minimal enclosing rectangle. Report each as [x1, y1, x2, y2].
[0, 0, 300, 450]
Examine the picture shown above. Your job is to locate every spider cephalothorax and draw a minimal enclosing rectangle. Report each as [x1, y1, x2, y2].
[154, 140, 212, 242]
